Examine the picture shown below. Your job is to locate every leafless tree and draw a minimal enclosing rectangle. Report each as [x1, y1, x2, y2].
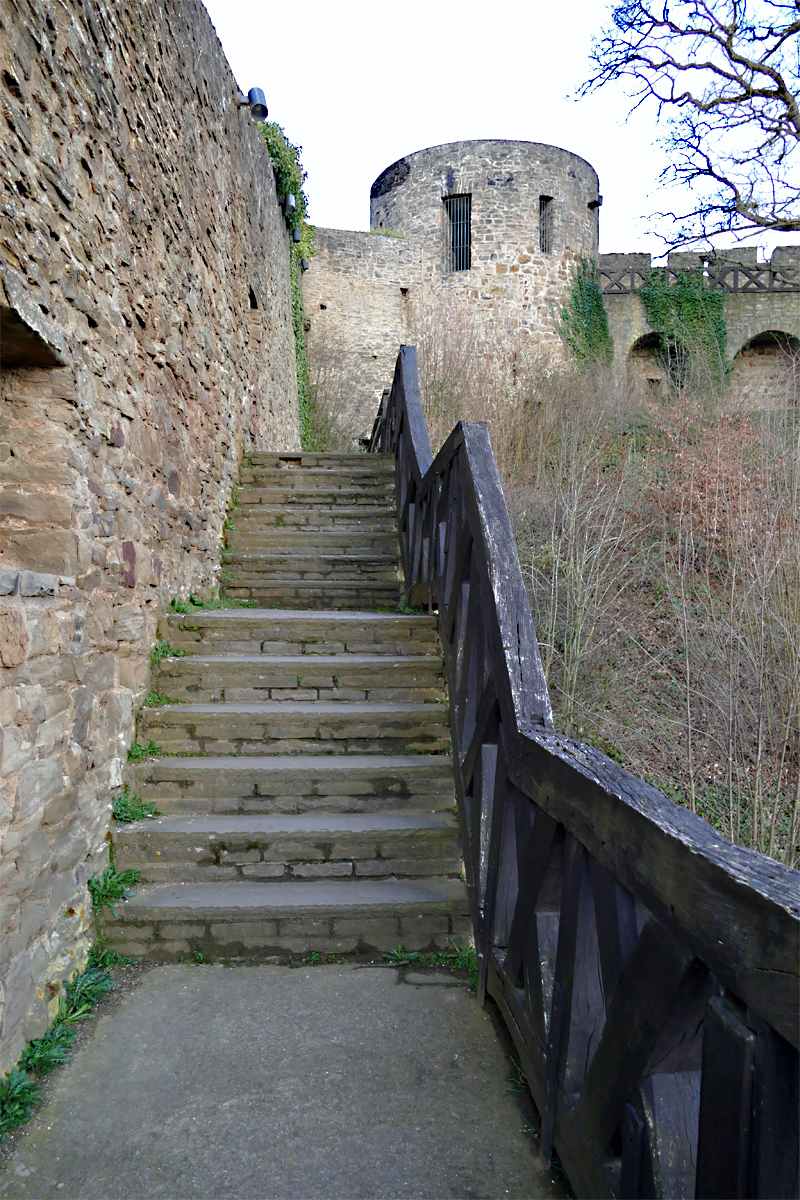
[580, 1, 800, 245]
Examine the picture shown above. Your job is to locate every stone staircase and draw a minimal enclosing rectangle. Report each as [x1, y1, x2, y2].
[103, 452, 470, 961]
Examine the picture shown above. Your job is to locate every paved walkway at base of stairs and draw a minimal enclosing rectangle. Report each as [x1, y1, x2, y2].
[0, 965, 570, 1200]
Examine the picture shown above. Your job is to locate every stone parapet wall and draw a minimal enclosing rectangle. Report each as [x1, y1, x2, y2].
[0, 0, 298, 1072]
[598, 249, 800, 383]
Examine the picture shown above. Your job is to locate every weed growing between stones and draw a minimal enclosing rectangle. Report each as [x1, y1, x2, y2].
[112, 785, 161, 823]
[87, 865, 141, 915]
[150, 639, 186, 664]
[142, 691, 185, 707]
[127, 739, 161, 761]
[0, 948, 134, 1137]
[383, 941, 479, 988]
[169, 594, 257, 612]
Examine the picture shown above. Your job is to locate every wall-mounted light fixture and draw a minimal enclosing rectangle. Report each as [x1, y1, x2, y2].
[292, 227, 302, 244]
[236, 88, 268, 121]
[300, 259, 309, 272]
[588, 196, 603, 210]
[283, 194, 296, 217]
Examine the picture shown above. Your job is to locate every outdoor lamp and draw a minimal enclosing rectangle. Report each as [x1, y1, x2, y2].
[236, 88, 268, 121]
[292, 227, 302, 243]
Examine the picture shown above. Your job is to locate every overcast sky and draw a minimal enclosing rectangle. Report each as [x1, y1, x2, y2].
[202, 0, 792, 260]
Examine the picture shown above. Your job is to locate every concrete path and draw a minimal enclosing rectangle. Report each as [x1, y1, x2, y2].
[0, 965, 569, 1200]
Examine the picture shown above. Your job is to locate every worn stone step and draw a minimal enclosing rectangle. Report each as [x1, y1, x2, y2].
[233, 507, 396, 533]
[159, 610, 438, 656]
[98, 877, 470, 960]
[249, 452, 394, 472]
[154, 653, 445, 702]
[114, 811, 460, 884]
[139, 700, 451, 755]
[238, 467, 395, 489]
[127, 753, 455, 814]
[225, 529, 398, 553]
[222, 581, 400, 609]
[222, 552, 398, 581]
[237, 486, 394, 507]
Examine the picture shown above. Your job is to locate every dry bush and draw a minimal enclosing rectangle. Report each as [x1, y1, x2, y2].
[307, 324, 371, 451]
[418, 295, 799, 865]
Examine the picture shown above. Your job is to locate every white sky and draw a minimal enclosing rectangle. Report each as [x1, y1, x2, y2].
[201, 0, 794, 260]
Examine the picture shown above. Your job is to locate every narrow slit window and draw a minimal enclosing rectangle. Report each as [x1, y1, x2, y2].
[539, 195, 553, 254]
[443, 194, 471, 272]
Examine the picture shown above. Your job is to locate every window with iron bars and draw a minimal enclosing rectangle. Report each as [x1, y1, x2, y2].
[443, 194, 471, 272]
[539, 195, 553, 254]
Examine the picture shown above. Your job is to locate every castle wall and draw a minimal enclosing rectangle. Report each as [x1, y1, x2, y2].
[301, 228, 419, 438]
[600, 250, 800, 405]
[0, 0, 299, 1072]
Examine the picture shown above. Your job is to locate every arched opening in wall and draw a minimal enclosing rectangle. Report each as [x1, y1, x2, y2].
[628, 332, 668, 400]
[728, 330, 799, 411]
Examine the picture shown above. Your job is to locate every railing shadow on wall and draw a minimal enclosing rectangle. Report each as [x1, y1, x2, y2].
[368, 346, 800, 1200]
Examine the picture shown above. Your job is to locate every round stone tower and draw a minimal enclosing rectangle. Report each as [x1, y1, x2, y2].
[369, 139, 601, 344]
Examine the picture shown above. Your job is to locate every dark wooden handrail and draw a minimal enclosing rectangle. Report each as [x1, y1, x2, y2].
[369, 345, 800, 1200]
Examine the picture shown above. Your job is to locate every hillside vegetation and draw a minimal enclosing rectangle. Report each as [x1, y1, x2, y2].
[417, 297, 799, 867]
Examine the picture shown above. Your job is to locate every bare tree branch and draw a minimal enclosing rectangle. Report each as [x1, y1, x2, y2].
[580, 0, 800, 245]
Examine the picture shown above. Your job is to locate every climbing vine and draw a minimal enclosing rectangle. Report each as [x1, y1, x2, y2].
[638, 268, 727, 391]
[559, 258, 614, 366]
[259, 121, 315, 448]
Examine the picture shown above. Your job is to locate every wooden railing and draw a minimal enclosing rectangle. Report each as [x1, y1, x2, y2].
[368, 346, 800, 1200]
[599, 264, 800, 294]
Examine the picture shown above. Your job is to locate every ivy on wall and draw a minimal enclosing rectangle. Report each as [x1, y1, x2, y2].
[638, 268, 727, 391]
[559, 258, 614, 365]
[259, 121, 315, 448]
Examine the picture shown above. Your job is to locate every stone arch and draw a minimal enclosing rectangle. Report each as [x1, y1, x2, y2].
[728, 329, 799, 410]
[627, 331, 669, 399]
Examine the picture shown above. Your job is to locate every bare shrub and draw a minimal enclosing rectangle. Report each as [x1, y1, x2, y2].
[307, 324, 371, 451]
[417, 293, 799, 865]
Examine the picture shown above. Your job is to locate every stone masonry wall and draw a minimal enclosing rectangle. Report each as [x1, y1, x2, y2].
[302, 228, 419, 436]
[0, 0, 299, 1072]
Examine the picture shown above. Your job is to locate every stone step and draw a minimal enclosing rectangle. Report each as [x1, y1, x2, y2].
[225, 529, 398, 554]
[232, 506, 396, 531]
[126, 753, 455, 814]
[249, 452, 394, 472]
[222, 552, 398, 582]
[238, 467, 395, 488]
[237, 487, 394, 507]
[154, 653, 445, 702]
[114, 811, 460, 884]
[222, 581, 400, 609]
[139, 700, 451, 756]
[98, 877, 470, 960]
[159, 610, 438, 656]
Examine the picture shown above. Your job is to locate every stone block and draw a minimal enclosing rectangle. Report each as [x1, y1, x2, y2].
[240, 863, 286, 879]
[157, 923, 207, 939]
[208, 921, 279, 944]
[290, 861, 353, 878]
[2, 531, 78, 575]
[0, 490, 72, 526]
[18, 570, 60, 596]
[331, 916, 400, 940]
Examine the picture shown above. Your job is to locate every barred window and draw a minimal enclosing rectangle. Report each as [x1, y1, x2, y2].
[443, 194, 471, 272]
[539, 195, 553, 253]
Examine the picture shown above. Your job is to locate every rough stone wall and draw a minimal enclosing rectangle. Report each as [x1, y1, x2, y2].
[304, 140, 600, 431]
[302, 229, 419, 434]
[0, 0, 299, 1072]
[601, 249, 800, 404]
